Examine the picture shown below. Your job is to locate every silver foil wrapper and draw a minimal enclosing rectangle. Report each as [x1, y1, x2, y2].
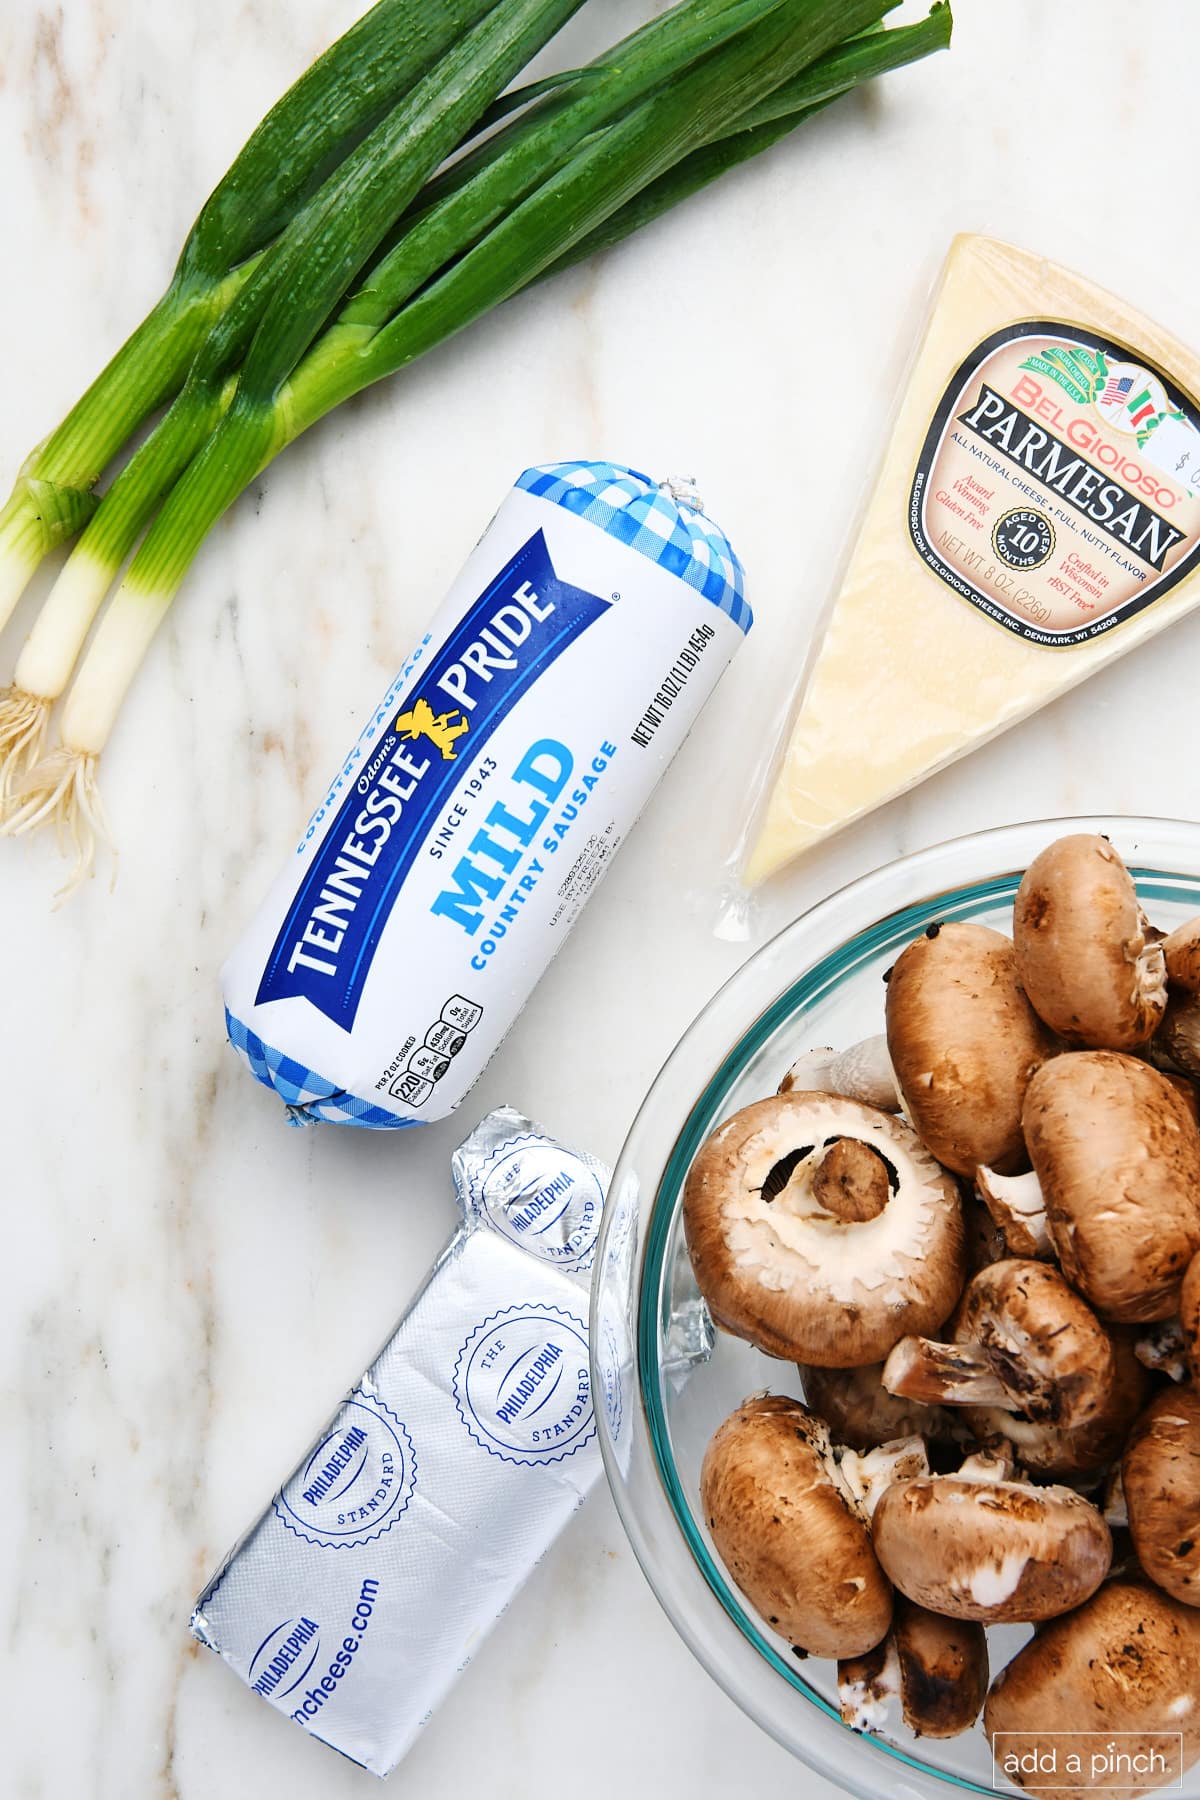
[191, 1108, 610, 1776]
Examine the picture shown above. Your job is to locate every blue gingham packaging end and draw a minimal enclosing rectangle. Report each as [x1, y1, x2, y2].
[225, 1009, 421, 1129]
[516, 461, 750, 635]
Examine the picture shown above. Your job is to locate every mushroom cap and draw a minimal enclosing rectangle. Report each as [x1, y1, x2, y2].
[1165, 917, 1200, 994]
[1122, 1385, 1200, 1608]
[885, 921, 1055, 1177]
[954, 1259, 1117, 1431]
[1013, 834, 1167, 1050]
[872, 1474, 1111, 1623]
[683, 1092, 966, 1367]
[798, 1361, 966, 1452]
[1183, 1255, 1200, 1382]
[962, 1325, 1149, 1477]
[1023, 1052, 1200, 1322]
[700, 1395, 893, 1658]
[984, 1580, 1200, 1800]
[1158, 992, 1200, 1082]
[1165, 1068, 1200, 1125]
[974, 1166, 1052, 1260]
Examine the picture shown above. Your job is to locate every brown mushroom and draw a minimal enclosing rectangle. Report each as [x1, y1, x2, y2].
[699, 1395, 893, 1658]
[683, 1092, 966, 1366]
[1023, 1052, 1200, 1322]
[963, 1327, 1149, 1479]
[1165, 917, 1200, 994]
[1183, 1255, 1200, 1381]
[1013, 833, 1167, 1049]
[1160, 1001, 1200, 1090]
[872, 1464, 1111, 1623]
[1153, 917, 1200, 1079]
[1123, 1386, 1200, 1608]
[984, 1580, 1200, 1800]
[882, 1260, 1118, 1440]
[885, 920, 1055, 1177]
[838, 1596, 988, 1739]
[799, 1362, 965, 1453]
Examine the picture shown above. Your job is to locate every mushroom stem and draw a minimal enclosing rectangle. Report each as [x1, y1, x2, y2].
[1102, 1465, 1128, 1529]
[838, 1636, 901, 1733]
[1134, 1316, 1188, 1384]
[954, 1444, 1017, 1484]
[836, 1434, 930, 1518]
[882, 1337, 1015, 1410]
[811, 1138, 891, 1222]
[974, 1165, 1050, 1259]
[778, 1037, 901, 1112]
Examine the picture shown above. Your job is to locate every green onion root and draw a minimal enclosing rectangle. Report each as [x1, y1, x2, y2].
[0, 687, 52, 813]
[2, 746, 112, 898]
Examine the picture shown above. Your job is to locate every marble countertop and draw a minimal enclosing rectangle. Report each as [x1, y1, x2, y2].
[5, 1, 1199, 1795]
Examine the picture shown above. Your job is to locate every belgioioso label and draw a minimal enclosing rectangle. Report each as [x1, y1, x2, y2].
[909, 321, 1200, 645]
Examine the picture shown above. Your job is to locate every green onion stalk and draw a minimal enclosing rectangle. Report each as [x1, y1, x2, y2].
[0, 0, 588, 805]
[5, 0, 951, 882]
[0, 0, 527, 635]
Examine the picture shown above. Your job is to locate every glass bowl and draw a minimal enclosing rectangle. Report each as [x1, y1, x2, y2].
[590, 815, 1200, 1800]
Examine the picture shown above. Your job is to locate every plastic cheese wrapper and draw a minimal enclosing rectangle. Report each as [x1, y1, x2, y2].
[191, 1107, 611, 1777]
[223, 461, 748, 1127]
[744, 233, 1200, 883]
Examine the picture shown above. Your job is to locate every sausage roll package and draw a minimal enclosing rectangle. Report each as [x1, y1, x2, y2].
[222, 461, 749, 1127]
[191, 1108, 611, 1777]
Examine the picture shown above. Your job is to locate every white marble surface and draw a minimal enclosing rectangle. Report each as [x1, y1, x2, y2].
[4, 1, 1200, 1795]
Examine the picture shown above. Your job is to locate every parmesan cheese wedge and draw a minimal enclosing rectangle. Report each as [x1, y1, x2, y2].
[746, 234, 1200, 883]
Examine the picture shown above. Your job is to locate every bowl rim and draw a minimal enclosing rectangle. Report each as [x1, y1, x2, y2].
[591, 813, 1200, 1798]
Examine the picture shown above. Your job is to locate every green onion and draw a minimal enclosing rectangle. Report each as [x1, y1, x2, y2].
[541, 4, 954, 277]
[2, 0, 951, 881]
[0, 0, 588, 802]
[0, 0, 514, 626]
[1, 0, 781, 795]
